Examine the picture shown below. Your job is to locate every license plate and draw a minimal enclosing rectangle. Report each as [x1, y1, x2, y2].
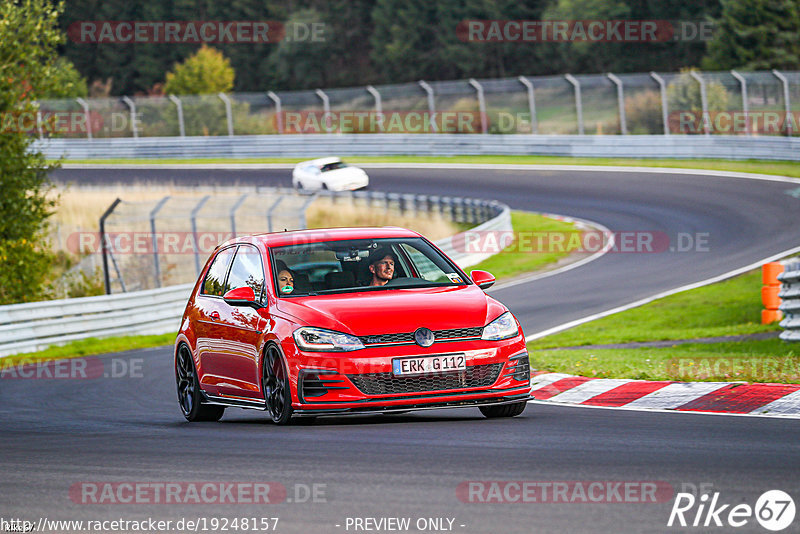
[392, 354, 466, 377]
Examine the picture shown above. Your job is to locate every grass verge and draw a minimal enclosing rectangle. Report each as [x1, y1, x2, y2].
[0, 333, 174, 370]
[58, 155, 800, 180]
[7, 210, 576, 363]
[526, 269, 799, 383]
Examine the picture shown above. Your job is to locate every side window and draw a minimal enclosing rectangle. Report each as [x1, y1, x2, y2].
[400, 244, 449, 282]
[226, 246, 266, 301]
[202, 247, 235, 296]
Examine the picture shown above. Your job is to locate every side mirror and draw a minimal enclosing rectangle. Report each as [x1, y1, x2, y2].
[471, 270, 495, 290]
[223, 286, 261, 309]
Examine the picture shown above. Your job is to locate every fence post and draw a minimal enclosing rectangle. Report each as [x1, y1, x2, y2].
[150, 196, 170, 289]
[100, 198, 122, 294]
[731, 70, 750, 136]
[607, 73, 627, 135]
[218, 93, 234, 137]
[230, 194, 248, 238]
[366, 85, 383, 132]
[267, 196, 284, 232]
[689, 71, 710, 136]
[191, 195, 211, 275]
[650, 72, 669, 135]
[121, 96, 138, 138]
[564, 74, 584, 135]
[168, 95, 185, 137]
[267, 91, 283, 134]
[76, 97, 92, 141]
[772, 70, 794, 136]
[315, 89, 331, 133]
[418, 80, 437, 132]
[33, 101, 43, 140]
[468, 78, 488, 134]
[299, 193, 318, 229]
[517, 76, 538, 135]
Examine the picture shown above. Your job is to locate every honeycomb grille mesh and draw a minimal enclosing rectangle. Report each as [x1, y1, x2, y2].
[347, 363, 503, 395]
[360, 327, 483, 345]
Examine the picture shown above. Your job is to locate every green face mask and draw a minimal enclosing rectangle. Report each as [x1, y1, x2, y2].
[281, 285, 294, 294]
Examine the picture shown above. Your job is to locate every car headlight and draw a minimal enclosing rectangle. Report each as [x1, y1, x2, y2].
[293, 327, 365, 352]
[481, 311, 519, 341]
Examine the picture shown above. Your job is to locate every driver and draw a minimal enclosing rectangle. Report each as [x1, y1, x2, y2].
[368, 247, 396, 286]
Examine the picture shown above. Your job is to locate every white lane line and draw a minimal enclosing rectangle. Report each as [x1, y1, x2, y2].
[623, 382, 732, 410]
[527, 399, 800, 419]
[529, 373, 575, 392]
[525, 243, 800, 342]
[489, 213, 615, 292]
[750, 388, 800, 415]
[548, 379, 631, 404]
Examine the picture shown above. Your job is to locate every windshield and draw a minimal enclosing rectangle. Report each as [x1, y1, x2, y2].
[270, 237, 468, 296]
[320, 161, 348, 172]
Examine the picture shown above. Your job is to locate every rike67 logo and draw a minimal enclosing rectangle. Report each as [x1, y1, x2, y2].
[668, 489, 795, 531]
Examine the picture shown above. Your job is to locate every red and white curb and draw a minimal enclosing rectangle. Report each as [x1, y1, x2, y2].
[529, 372, 800, 418]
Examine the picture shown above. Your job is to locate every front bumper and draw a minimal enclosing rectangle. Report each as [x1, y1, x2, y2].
[283, 336, 531, 412]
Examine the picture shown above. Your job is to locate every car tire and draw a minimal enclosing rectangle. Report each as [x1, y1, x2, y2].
[263, 345, 294, 425]
[479, 401, 527, 419]
[176, 344, 225, 422]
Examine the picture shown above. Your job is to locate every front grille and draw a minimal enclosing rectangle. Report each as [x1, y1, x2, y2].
[359, 327, 483, 346]
[347, 363, 503, 396]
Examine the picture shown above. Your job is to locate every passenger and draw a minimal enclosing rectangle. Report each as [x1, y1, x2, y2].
[367, 247, 396, 287]
[277, 269, 294, 294]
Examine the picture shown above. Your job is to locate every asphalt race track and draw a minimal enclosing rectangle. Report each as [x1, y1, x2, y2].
[2, 166, 800, 533]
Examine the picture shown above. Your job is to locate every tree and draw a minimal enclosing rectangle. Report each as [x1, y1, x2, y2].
[0, 0, 71, 304]
[703, 0, 800, 70]
[164, 45, 235, 95]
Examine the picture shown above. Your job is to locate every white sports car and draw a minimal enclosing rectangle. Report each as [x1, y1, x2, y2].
[291, 157, 370, 191]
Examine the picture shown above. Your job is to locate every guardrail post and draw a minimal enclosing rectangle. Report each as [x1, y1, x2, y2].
[267, 91, 283, 134]
[731, 70, 750, 136]
[100, 198, 122, 294]
[468, 78, 488, 134]
[772, 70, 794, 136]
[218, 93, 234, 137]
[366, 85, 383, 132]
[121, 96, 138, 138]
[518, 76, 538, 134]
[650, 72, 670, 135]
[418, 80, 437, 133]
[299, 193, 318, 229]
[607, 73, 627, 135]
[230, 194, 248, 238]
[168, 95, 185, 137]
[191, 195, 211, 275]
[150, 196, 171, 289]
[564, 74, 584, 135]
[76, 97, 92, 141]
[689, 71, 710, 136]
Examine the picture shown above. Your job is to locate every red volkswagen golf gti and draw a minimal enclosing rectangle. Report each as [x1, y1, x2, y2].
[174, 227, 531, 424]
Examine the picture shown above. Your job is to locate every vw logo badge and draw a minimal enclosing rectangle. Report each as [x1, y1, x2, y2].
[414, 327, 435, 347]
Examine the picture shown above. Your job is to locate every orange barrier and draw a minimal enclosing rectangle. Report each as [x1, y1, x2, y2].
[761, 262, 784, 324]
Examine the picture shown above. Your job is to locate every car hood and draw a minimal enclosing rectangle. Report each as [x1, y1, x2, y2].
[276, 285, 504, 335]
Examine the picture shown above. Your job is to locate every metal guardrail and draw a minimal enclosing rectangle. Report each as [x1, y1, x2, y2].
[35, 134, 800, 162]
[779, 262, 800, 341]
[0, 196, 511, 358]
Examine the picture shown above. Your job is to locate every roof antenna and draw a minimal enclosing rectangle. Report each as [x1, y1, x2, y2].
[284, 228, 288, 232]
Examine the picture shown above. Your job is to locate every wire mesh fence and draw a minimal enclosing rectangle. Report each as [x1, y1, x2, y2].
[33, 69, 800, 140]
[95, 188, 504, 294]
